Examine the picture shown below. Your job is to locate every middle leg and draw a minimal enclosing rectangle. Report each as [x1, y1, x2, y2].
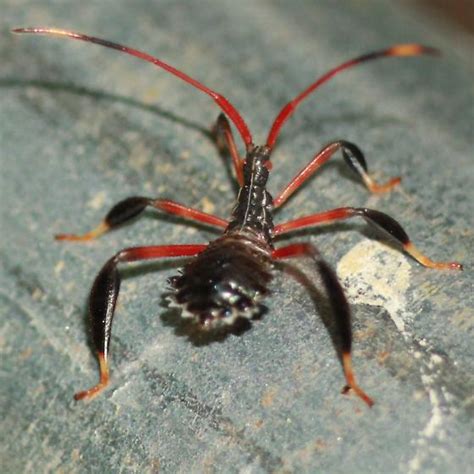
[274, 207, 463, 270]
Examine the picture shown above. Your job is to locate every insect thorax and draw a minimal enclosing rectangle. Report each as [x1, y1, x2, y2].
[226, 145, 274, 243]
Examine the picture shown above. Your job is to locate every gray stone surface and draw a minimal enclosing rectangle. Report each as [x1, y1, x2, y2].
[1, 1, 473, 473]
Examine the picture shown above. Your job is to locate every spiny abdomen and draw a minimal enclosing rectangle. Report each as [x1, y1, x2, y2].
[168, 232, 273, 328]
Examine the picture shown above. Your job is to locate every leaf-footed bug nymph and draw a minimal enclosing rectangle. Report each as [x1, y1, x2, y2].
[13, 27, 463, 407]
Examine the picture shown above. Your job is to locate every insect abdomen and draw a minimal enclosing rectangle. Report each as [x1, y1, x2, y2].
[168, 232, 273, 328]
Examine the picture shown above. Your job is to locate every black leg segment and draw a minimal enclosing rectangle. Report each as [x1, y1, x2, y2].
[275, 207, 463, 271]
[55, 197, 227, 242]
[273, 140, 400, 208]
[273, 242, 374, 407]
[74, 244, 207, 401]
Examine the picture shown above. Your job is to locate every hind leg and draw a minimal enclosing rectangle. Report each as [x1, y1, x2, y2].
[74, 244, 207, 400]
[273, 242, 374, 407]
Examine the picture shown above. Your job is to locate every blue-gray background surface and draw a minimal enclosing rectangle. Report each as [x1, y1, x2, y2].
[1, 1, 473, 473]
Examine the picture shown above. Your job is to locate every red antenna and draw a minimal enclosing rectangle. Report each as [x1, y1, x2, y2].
[266, 44, 439, 149]
[12, 27, 254, 149]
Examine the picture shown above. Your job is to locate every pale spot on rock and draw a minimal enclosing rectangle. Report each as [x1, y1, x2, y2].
[337, 240, 411, 333]
[200, 196, 215, 214]
[87, 191, 107, 210]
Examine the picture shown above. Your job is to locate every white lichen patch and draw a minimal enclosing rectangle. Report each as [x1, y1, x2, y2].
[31, 287, 44, 301]
[337, 240, 412, 334]
[54, 260, 65, 276]
[406, 350, 453, 474]
[200, 196, 215, 214]
[337, 240, 454, 473]
[154, 162, 174, 175]
[126, 133, 152, 172]
[180, 150, 191, 160]
[142, 86, 161, 103]
[87, 191, 107, 210]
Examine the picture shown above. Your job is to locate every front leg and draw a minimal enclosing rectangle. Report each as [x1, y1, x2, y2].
[273, 242, 374, 407]
[212, 113, 245, 186]
[56, 197, 228, 242]
[74, 244, 207, 401]
[273, 140, 400, 208]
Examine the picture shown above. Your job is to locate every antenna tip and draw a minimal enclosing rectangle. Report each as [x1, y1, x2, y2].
[388, 44, 441, 57]
[12, 27, 44, 35]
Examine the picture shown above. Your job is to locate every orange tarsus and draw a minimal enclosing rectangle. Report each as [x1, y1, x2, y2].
[74, 352, 110, 401]
[364, 175, 402, 194]
[341, 352, 374, 408]
[55, 221, 109, 242]
[404, 242, 463, 271]
[387, 44, 439, 57]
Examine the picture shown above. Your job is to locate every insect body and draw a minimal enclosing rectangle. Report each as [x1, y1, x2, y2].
[14, 28, 463, 407]
[169, 145, 274, 327]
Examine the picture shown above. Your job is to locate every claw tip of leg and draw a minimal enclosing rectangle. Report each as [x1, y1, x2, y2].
[73, 391, 88, 401]
[341, 384, 374, 408]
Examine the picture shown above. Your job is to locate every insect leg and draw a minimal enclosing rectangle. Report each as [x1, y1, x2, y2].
[74, 243, 207, 401]
[274, 207, 463, 270]
[56, 197, 228, 241]
[273, 242, 374, 407]
[213, 113, 245, 186]
[273, 140, 400, 208]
